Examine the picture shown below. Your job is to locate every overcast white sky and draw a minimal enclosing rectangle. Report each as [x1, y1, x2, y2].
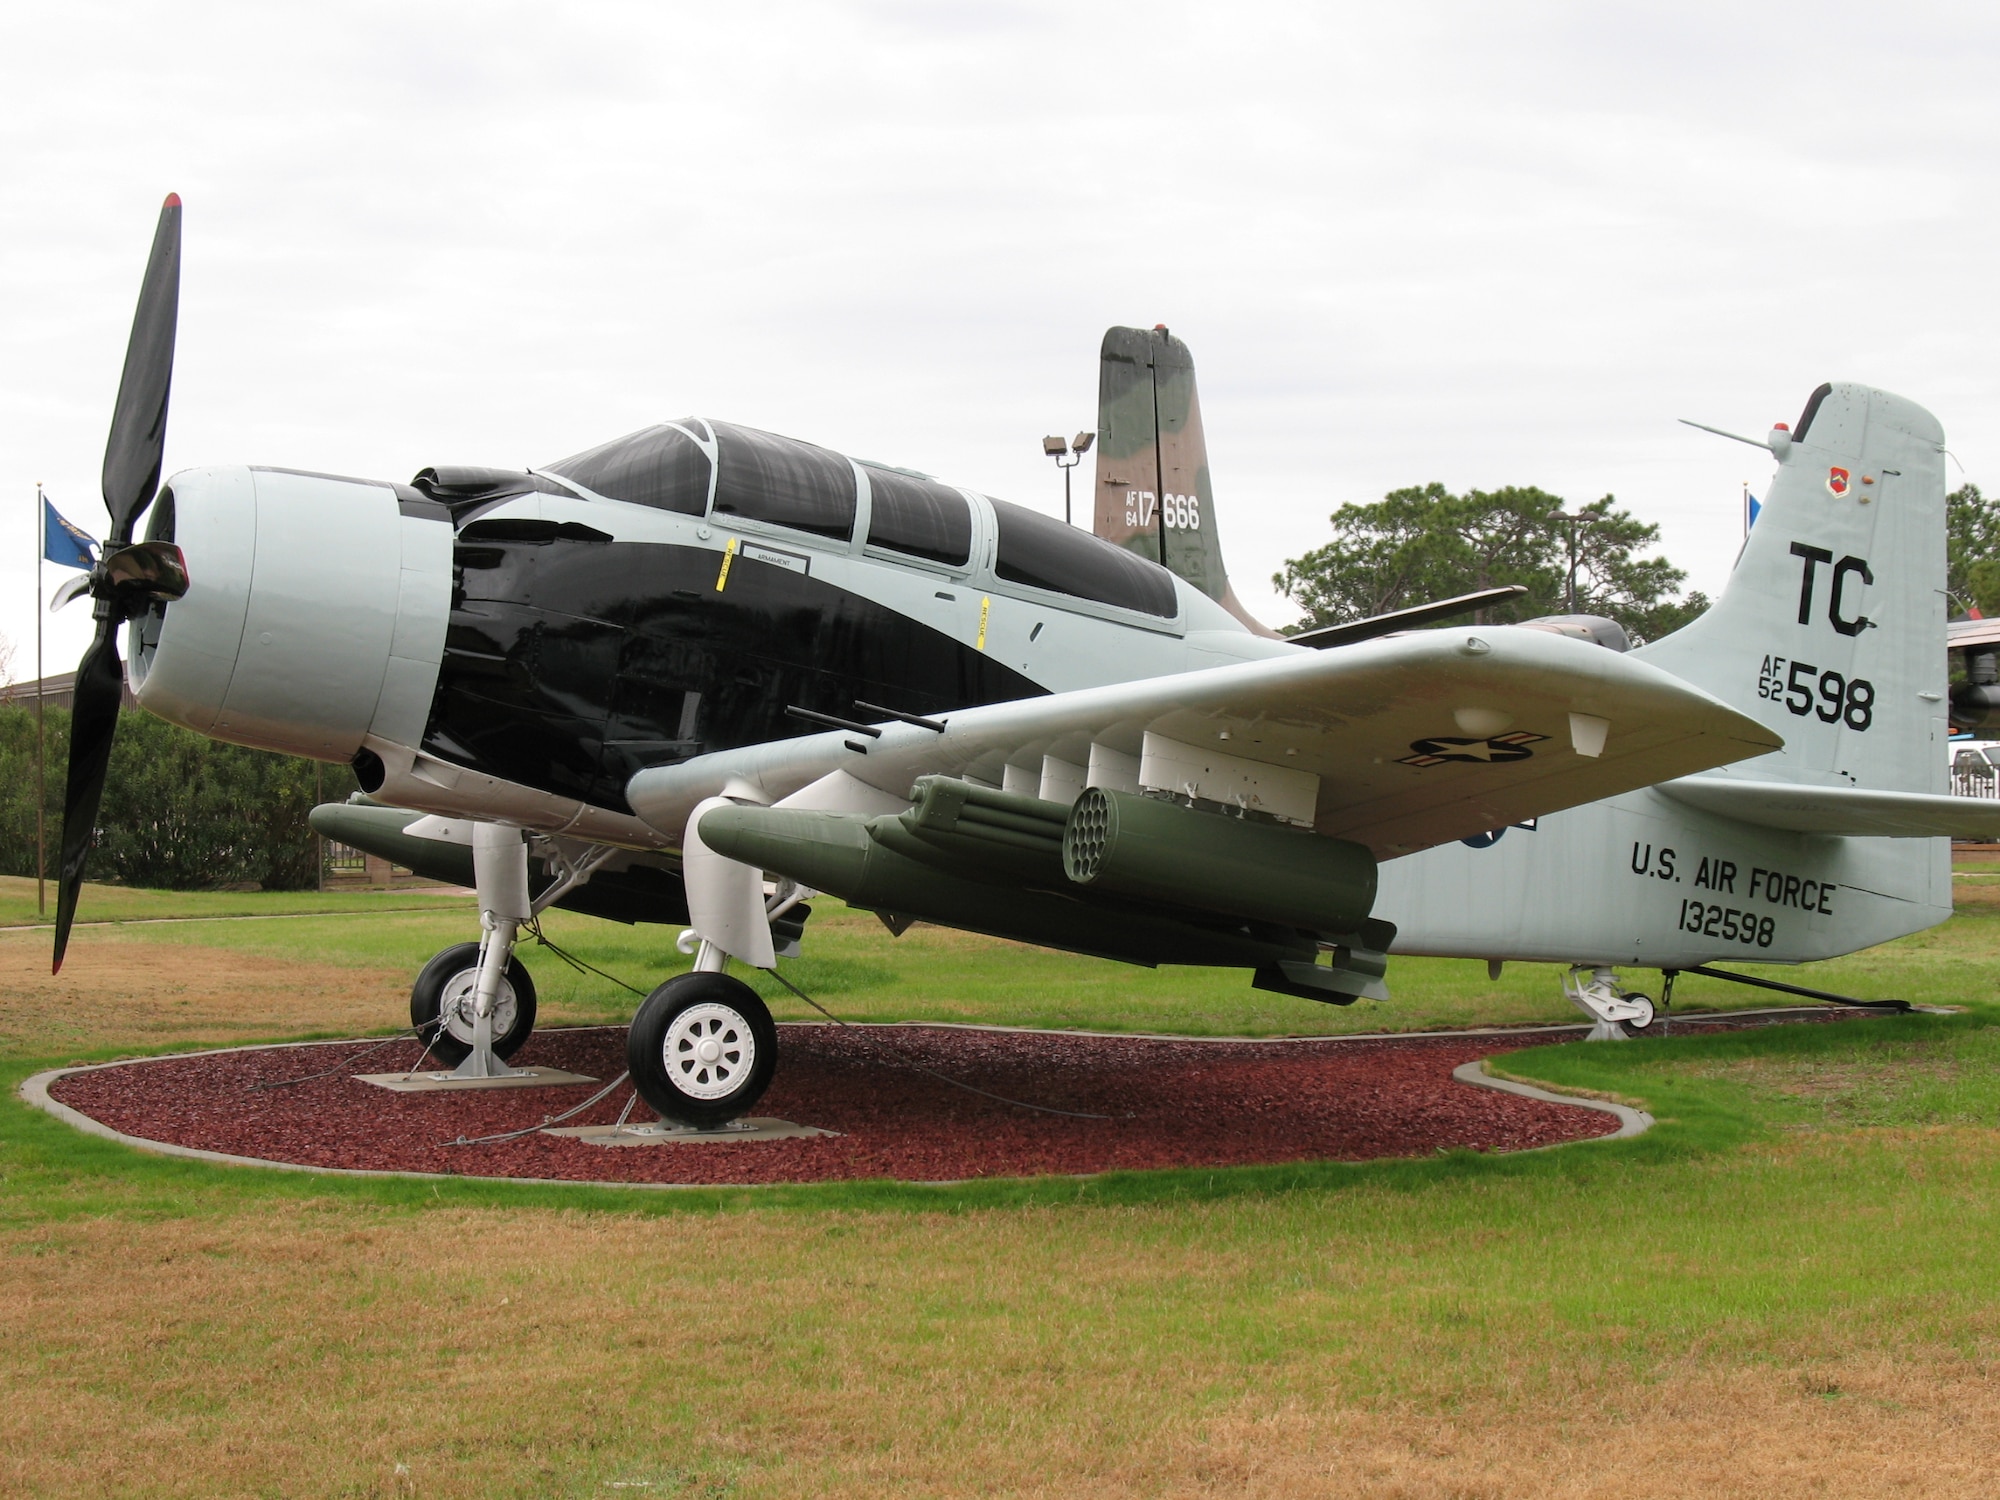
[4, 0, 1997, 682]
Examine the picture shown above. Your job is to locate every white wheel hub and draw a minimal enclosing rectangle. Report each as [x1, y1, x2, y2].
[662, 1001, 756, 1100]
[437, 967, 518, 1046]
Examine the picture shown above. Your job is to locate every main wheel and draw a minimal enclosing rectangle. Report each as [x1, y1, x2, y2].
[409, 941, 538, 1066]
[1621, 991, 1656, 1031]
[626, 971, 778, 1128]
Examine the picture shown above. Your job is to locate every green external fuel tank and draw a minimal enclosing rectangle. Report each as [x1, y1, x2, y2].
[1060, 787, 1377, 936]
[694, 795, 1323, 971]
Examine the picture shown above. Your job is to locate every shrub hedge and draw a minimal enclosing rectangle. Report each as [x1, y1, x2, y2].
[0, 704, 355, 890]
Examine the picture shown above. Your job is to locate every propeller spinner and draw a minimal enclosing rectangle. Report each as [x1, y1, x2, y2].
[52, 194, 192, 972]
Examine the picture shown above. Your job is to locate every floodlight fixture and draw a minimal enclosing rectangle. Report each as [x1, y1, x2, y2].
[1073, 431, 1095, 455]
[1043, 431, 1088, 525]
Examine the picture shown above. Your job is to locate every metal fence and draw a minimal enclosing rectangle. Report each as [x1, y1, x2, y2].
[321, 840, 366, 875]
[1951, 757, 2000, 799]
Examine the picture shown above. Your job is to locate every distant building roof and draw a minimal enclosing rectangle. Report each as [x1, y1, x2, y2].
[0, 668, 137, 711]
[1950, 618, 2000, 652]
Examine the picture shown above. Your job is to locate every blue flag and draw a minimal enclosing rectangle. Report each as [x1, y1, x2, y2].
[1745, 491, 1761, 533]
[43, 497, 98, 571]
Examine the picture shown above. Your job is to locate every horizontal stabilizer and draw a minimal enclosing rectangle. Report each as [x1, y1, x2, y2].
[1289, 587, 1528, 650]
[1657, 777, 2000, 839]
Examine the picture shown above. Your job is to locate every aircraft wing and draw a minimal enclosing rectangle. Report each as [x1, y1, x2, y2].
[627, 626, 1780, 859]
[1657, 777, 2000, 839]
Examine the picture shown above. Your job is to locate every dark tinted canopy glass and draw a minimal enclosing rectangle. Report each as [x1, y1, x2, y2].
[544, 423, 711, 515]
[990, 499, 1178, 617]
[864, 466, 972, 567]
[712, 422, 856, 541]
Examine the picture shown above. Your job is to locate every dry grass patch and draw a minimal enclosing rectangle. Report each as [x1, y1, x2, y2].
[1946, 875, 2000, 909]
[5, 1200, 2000, 1497]
[0, 934, 409, 1056]
[1179, 1362, 2000, 1498]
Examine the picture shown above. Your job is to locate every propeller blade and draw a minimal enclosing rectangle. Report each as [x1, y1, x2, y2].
[100, 193, 181, 545]
[52, 622, 127, 973]
[48, 574, 92, 612]
[56, 195, 187, 969]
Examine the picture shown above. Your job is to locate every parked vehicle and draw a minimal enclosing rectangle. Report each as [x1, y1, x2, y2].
[1949, 740, 2000, 798]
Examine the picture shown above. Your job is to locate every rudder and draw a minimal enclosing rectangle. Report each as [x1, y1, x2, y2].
[1092, 325, 1275, 635]
[1636, 383, 1948, 793]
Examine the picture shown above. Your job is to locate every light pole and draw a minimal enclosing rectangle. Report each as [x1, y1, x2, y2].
[1042, 431, 1095, 526]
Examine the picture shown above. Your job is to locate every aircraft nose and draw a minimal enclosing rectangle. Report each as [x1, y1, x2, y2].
[130, 465, 451, 761]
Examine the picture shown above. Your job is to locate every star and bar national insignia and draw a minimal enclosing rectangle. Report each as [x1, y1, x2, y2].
[1397, 730, 1548, 768]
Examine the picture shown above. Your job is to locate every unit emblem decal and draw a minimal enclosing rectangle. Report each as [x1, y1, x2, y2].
[1398, 731, 1548, 768]
[1826, 466, 1850, 497]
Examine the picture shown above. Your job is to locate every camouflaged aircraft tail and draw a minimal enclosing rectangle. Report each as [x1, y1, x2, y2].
[1635, 383, 1948, 793]
[1093, 326, 1278, 636]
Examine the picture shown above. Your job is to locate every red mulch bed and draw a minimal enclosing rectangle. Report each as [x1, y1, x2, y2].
[45, 1023, 1647, 1186]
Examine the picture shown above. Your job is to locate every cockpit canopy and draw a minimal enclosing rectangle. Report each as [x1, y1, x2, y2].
[543, 418, 1178, 618]
[545, 423, 713, 515]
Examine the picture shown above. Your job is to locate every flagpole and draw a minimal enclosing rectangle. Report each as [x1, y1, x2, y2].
[35, 483, 46, 916]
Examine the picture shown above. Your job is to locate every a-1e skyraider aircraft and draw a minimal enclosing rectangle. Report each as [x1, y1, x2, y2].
[55, 197, 1999, 1127]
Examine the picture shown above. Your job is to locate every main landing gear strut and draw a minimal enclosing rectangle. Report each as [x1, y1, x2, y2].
[409, 824, 614, 1077]
[407, 803, 807, 1125]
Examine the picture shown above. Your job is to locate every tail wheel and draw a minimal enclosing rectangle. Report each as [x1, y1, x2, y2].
[627, 971, 778, 1128]
[409, 941, 538, 1066]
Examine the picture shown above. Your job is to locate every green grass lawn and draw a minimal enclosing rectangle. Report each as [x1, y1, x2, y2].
[5, 871, 1955, 1043]
[5, 874, 2000, 1494]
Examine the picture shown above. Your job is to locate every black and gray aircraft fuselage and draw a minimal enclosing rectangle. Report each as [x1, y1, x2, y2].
[127, 417, 1273, 925]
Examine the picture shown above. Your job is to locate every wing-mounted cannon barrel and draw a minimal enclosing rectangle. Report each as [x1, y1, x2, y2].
[1062, 786, 1376, 936]
[875, 775, 1070, 880]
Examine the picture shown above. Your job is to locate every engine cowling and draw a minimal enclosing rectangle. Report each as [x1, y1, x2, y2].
[127, 465, 450, 760]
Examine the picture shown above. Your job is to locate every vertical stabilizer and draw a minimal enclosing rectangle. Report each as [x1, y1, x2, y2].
[1637, 383, 1948, 793]
[1093, 326, 1276, 635]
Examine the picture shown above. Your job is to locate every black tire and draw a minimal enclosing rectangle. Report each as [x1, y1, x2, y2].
[626, 971, 778, 1128]
[1620, 991, 1656, 1031]
[409, 941, 538, 1066]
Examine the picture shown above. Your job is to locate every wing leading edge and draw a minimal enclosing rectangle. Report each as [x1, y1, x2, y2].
[627, 626, 1781, 860]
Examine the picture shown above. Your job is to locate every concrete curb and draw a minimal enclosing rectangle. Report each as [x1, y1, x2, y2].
[1451, 1060, 1654, 1141]
[22, 1009, 1836, 1189]
[15, 1063, 663, 1191]
[838, 1003, 1886, 1044]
